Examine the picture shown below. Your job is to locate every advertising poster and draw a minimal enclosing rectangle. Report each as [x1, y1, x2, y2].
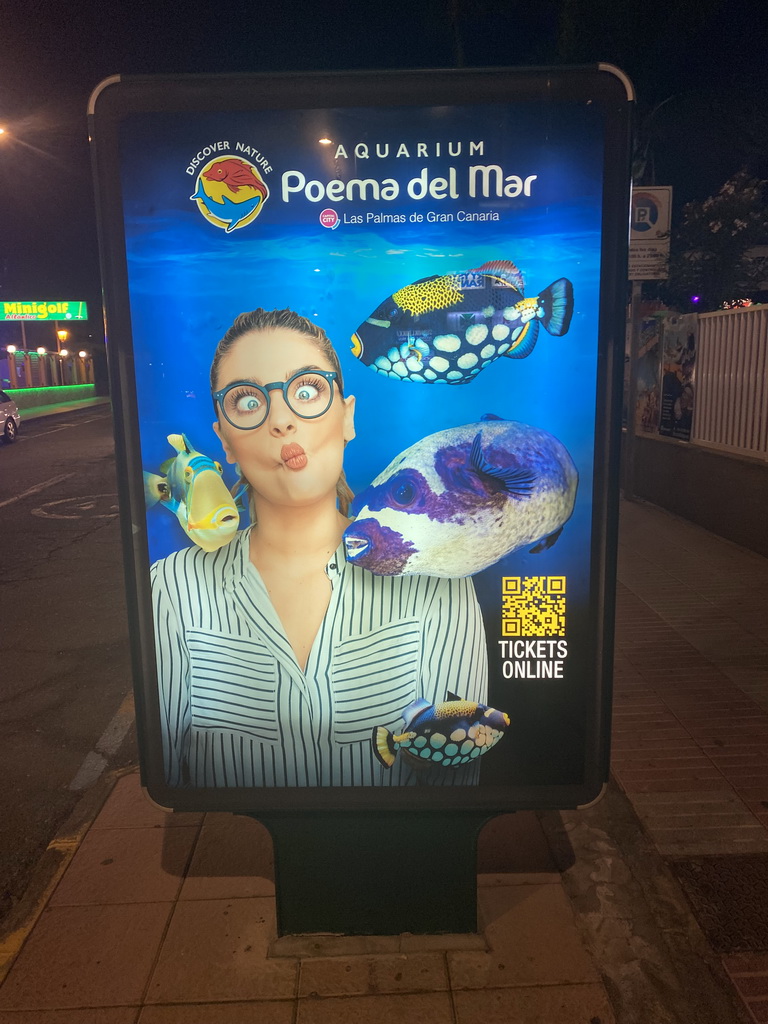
[634, 316, 663, 434]
[90, 70, 632, 812]
[659, 313, 697, 440]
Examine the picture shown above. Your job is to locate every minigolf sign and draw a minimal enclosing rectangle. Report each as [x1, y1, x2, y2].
[90, 66, 633, 813]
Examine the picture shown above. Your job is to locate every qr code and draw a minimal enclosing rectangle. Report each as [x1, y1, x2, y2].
[501, 576, 566, 637]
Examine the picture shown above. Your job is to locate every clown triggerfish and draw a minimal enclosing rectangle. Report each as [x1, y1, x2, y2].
[344, 416, 578, 577]
[144, 433, 240, 552]
[351, 260, 573, 385]
[373, 693, 510, 769]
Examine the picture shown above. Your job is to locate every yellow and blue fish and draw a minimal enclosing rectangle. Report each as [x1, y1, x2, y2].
[351, 259, 573, 385]
[144, 433, 240, 552]
[373, 692, 510, 769]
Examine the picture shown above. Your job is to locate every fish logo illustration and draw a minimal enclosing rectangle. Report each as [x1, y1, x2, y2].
[351, 260, 573, 385]
[190, 156, 269, 232]
[373, 693, 510, 769]
[344, 415, 578, 577]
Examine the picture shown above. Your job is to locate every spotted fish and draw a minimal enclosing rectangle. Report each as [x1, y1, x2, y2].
[351, 260, 573, 384]
[344, 415, 578, 578]
[373, 693, 510, 769]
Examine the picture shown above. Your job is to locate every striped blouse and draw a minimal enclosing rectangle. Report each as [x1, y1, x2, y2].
[150, 528, 488, 788]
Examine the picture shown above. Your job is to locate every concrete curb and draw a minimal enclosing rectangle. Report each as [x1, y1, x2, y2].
[0, 763, 136, 986]
[541, 778, 754, 1024]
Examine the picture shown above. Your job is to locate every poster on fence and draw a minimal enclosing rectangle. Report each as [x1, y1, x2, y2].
[90, 67, 632, 812]
[659, 314, 697, 441]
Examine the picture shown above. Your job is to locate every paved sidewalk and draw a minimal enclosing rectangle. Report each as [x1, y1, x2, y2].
[0, 497, 765, 1023]
[612, 499, 768, 1024]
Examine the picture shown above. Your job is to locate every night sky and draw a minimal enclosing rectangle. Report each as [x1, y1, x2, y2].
[1, 0, 766, 348]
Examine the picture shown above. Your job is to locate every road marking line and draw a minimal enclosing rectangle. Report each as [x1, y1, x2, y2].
[31, 413, 108, 437]
[69, 691, 135, 792]
[0, 472, 74, 510]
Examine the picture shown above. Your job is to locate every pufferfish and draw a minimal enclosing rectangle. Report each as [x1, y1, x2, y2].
[373, 693, 510, 769]
[351, 259, 573, 385]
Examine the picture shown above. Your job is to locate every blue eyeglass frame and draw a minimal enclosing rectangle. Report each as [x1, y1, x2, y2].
[211, 369, 338, 429]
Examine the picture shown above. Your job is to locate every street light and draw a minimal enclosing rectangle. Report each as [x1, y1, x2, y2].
[60, 348, 69, 357]
[6, 345, 16, 353]
[36, 347, 46, 354]
[78, 350, 87, 358]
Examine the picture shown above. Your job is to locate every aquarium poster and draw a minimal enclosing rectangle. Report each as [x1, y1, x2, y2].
[634, 316, 663, 434]
[659, 314, 697, 441]
[90, 69, 632, 813]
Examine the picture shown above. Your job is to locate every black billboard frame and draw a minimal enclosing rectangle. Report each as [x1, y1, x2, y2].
[89, 65, 633, 818]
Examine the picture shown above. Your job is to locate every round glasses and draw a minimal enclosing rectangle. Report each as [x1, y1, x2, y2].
[212, 370, 338, 430]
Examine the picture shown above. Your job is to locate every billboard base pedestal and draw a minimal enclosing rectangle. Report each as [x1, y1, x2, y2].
[257, 811, 492, 936]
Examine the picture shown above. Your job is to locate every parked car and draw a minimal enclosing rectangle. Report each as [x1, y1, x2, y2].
[0, 390, 21, 443]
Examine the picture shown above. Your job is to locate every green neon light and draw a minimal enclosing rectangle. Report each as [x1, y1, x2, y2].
[7, 384, 93, 396]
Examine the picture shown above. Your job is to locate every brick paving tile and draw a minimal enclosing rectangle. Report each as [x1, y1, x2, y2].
[0, 1012, 138, 1024]
[724, 953, 768, 974]
[452, 984, 616, 1024]
[616, 767, 725, 781]
[611, 742, 700, 756]
[296, 992, 455, 1024]
[138, 1005, 294, 1024]
[617, 777, 732, 794]
[610, 756, 716, 771]
[725, 976, 768, 998]
[748, 1000, 768, 1022]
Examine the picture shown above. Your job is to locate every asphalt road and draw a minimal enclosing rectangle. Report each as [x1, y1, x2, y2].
[0, 405, 137, 921]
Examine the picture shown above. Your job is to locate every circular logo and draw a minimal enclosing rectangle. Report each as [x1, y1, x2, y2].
[319, 208, 340, 229]
[190, 156, 269, 232]
[632, 192, 660, 233]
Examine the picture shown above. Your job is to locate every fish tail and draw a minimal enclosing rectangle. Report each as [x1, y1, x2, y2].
[539, 278, 574, 336]
[503, 319, 539, 359]
[372, 726, 397, 768]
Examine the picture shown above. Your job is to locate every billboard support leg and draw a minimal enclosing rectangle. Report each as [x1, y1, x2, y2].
[257, 811, 491, 936]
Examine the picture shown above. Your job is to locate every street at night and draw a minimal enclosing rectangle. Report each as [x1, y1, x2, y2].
[0, 405, 135, 918]
[1, 2, 768, 1020]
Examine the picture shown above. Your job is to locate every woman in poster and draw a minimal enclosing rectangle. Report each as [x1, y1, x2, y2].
[151, 308, 488, 788]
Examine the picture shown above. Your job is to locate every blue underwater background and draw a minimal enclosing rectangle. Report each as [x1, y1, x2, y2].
[118, 99, 608, 789]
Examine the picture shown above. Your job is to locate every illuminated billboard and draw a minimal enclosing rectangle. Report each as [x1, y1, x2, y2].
[90, 67, 633, 812]
[2, 301, 88, 321]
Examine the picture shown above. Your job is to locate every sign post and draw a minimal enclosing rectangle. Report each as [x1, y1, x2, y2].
[90, 67, 633, 935]
[625, 186, 673, 497]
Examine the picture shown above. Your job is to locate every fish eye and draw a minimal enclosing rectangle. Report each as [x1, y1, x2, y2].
[184, 466, 194, 481]
[214, 461, 223, 474]
[391, 478, 417, 507]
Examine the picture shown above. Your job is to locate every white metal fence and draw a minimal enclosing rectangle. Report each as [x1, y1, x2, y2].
[692, 306, 768, 460]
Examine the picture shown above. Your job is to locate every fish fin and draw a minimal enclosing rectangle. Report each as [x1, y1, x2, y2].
[233, 488, 249, 513]
[166, 433, 189, 454]
[471, 259, 525, 293]
[530, 525, 564, 553]
[470, 433, 536, 497]
[446, 690, 464, 702]
[503, 319, 539, 359]
[539, 278, 574, 336]
[480, 413, 504, 421]
[158, 457, 176, 475]
[143, 472, 168, 508]
[401, 697, 432, 729]
[393, 275, 462, 316]
[372, 727, 396, 768]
